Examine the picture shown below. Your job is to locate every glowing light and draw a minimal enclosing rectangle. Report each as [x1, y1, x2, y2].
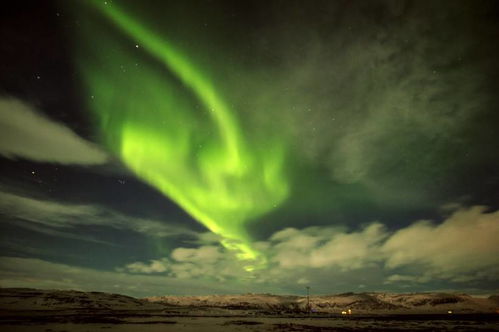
[74, 0, 289, 267]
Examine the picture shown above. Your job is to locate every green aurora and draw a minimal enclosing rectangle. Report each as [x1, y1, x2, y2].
[75, 0, 289, 269]
[1, 0, 499, 297]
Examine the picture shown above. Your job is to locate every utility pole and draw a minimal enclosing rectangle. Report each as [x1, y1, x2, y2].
[306, 286, 310, 315]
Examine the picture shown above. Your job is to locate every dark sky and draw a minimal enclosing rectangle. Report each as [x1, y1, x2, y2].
[0, 0, 498, 297]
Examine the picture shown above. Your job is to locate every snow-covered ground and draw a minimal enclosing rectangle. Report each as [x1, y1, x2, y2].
[146, 291, 499, 314]
[1, 288, 498, 331]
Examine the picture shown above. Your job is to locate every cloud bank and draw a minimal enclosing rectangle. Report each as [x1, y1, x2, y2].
[123, 205, 499, 290]
[0, 97, 107, 165]
[0, 256, 283, 297]
[0, 188, 195, 240]
[383, 206, 499, 281]
[0, 201, 496, 295]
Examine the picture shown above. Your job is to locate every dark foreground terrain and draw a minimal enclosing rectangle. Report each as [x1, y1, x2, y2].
[1, 312, 498, 332]
[1, 288, 498, 331]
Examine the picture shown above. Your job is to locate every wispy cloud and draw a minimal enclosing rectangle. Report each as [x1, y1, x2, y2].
[0, 188, 197, 240]
[0, 97, 107, 165]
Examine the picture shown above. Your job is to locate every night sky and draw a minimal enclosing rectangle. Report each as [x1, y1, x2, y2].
[0, 0, 498, 297]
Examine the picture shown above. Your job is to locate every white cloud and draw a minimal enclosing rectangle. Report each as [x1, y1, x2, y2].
[0, 256, 273, 297]
[124, 247, 228, 278]
[269, 223, 387, 271]
[5, 193, 492, 292]
[121, 205, 499, 288]
[297, 278, 310, 285]
[171, 246, 222, 263]
[384, 274, 431, 285]
[1, 205, 497, 295]
[381, 206, 499, 279]
[125, 258, 169, 274]
[125, 245, 247, 282]
[265, 206, 499, 283]
[0, 97, 107, 165]
[308, 223, 386, 270]
[0, 188, 196, 240]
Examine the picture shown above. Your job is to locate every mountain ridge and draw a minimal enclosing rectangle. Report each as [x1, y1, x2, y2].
[1, 288, 497, 314]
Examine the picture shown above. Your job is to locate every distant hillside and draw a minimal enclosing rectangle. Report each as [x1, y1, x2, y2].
[146, 292, 499, 314]
[1, 288, 497, 314]
[0, 288, 163, 311]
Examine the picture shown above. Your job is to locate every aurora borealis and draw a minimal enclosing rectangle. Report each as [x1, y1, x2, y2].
[75, 0, 288, 267]
[0, 0, 499, 296]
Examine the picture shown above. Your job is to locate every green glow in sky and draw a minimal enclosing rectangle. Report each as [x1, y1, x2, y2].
[77, 0, 289, 268]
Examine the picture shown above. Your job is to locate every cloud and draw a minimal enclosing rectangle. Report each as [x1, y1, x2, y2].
[297, 277, 309, 285]
[382, 206, 499, 280]
[384, 274, 431, 285]
[0, 188, 196, 240]
[124, 245, 246, 281]
[266, 206, 499, 283]
[123, 246, 228, 276]
[122, 205, 499, 289]
[124, 258, 169, 274]
[0, 256, 282, 297]
[234, 1, 499, 211]
[0, 97, 107, 165]
[2, 186, 495, 292]
[270, 223, 387, 270]
[171, 246, 222, 263]
[1, 205, 496, 295]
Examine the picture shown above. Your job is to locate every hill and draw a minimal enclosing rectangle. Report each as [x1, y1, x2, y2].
[0, 288, 163, 311]
[146, 292, 499, 314]
[1, 288, 497, 315]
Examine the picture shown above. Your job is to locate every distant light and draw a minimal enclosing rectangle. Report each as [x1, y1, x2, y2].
[347, 309, 352, 315]
[448, 310, 453, 314]
[341, 311, 347, 315]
